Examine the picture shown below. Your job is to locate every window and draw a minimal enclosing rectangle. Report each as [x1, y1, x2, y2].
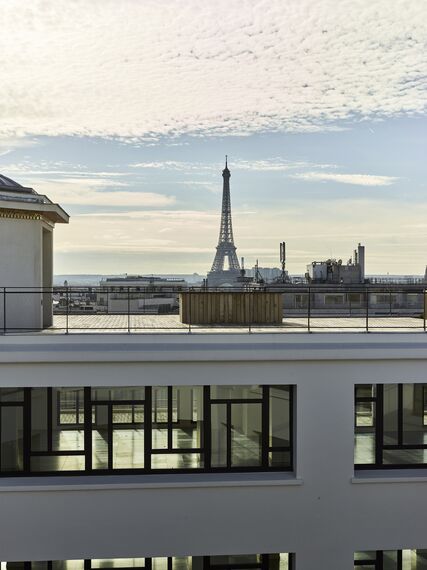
[0, 554, 293, 570]
[0, 385, 293, 476]
[355, 550, 427, 569]
[324, 294, 344, 306]
[355, 383, 427, 468]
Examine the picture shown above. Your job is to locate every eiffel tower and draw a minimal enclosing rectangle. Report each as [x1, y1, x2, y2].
[207, 157, 241, 286]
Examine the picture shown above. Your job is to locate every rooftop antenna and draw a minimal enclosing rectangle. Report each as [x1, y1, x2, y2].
[225, 154, 228, 168]
[280, 241, 286, 282]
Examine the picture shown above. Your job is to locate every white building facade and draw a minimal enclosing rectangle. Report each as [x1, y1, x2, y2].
[1, 332, 427, 569]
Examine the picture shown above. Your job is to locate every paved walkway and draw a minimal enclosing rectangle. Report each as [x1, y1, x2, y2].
[42, 314, 427, 334]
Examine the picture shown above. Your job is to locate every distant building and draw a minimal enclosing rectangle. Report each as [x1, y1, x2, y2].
[306, 243, 365, 284]
[246, 267, 282, 282]
[98, 275, 187, 313]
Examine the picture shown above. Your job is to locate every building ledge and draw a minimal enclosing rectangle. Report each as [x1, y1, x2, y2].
[0, 472, 302, 492]
[0, 332, 426, 364]
[352, 469, 427, 483]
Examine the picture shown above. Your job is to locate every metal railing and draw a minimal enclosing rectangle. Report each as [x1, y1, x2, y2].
[0, 284, 426, 334]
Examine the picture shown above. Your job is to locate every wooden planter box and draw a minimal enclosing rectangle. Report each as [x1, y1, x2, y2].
[179, 292, 282, 325]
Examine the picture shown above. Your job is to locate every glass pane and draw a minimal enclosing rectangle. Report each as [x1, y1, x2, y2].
[270, 386, 290, 447]
[211, 403, 227, 467]
[152, 428, 168, 450]
[152, 559, 168, 570]
[31, 388, 48, 452]
[92, 405, 109, 469]
[1, 406, 23, 471]
[113, 403, 134, 424]
[113, 425, 144, 469]
[414, 550, 427, 570]
[151, 453, 202, 469]
[210, 385, 262, 400]
[0, 388, 24, 403]
[53, 388, 85, 452]
[231, 403, 262, 467]
[172, 557, 192, 570]
[30, 455, 85, 471]
[57, 388, 83, 425]
[269, 450, 291, 468]
[383, 448, 427, 465]
[267, 554, 290, 570]
[152, 387, 168, 424]
[92, 560, 146, 569]
[173, 386, 203, 449]
[383, 551, 398, 570]
[52, 562, 85, 570]
[209, 554, 262, 566]
[91, 387, 145, 401]
[354, 431, 375, 465]
[383, 385, 399, 445]
[355, 385, 376, 399]
[354, 551, 376, 561]
[403, 384, 426, 445]
[356, 402, 375, 428]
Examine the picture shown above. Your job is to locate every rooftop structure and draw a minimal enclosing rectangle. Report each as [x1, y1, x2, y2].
[306, 243, 365, 284]
[0, 174, 69, 331]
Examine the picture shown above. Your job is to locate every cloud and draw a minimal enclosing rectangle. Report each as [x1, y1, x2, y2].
[290, 172, 398, 186]
[33, 178, 175, 207]
[0, 0, 425, 140]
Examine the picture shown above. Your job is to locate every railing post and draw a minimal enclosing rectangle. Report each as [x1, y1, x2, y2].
[3, 287, 6, 334]
[423, 289, 426, 333]
[127, 286, 131, 334]
[307, 286, 311, 333]
[188, 289, 192, 334]
[66, 287, 69, 334]
[365, 287, 369, 333]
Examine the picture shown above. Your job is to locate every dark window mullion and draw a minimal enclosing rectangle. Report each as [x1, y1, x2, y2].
[108, 403, 113, 470]
[145, 387, 152, 471]
[398, 384, 403, 446]
[375, 384, 384, 467]
[47, 387, 53, 452]
[204, 386, 211, 469]
[262, 386, 269, 468]
[84, 387, 92, 472]
[376, 550, 383, 570]
[168, 386, 173, 450]
[24, 388, 31, 472]
[227, 402, 232, 469]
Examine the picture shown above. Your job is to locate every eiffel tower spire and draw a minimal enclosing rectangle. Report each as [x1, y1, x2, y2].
[210, 157, 241, 273]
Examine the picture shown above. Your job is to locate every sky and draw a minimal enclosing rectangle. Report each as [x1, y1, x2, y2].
[0, 0, 426, 276]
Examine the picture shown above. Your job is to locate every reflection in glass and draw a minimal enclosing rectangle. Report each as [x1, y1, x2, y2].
[92, 405, 109, 469]
[402, 384, 425, 445]
[211, 404, 227, 467]
[151, 453, 202, 469]
[0, 389, 24, 403]
[210, 386, 262, 400]
[31, 388, 48, 452]
[92, 388, 145, 401]
[0, 407, 23, 471]
[270, 387, 290, 447]
[231, 403, 262, 467]
[113, 425, 144, 469]
[92, 560, 145, 569]
[383, 385, 398, 445]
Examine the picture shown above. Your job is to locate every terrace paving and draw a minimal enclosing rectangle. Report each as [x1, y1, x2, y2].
[40, 314, 427, 334]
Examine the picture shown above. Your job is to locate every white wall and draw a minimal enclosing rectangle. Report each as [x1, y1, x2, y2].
[0, 333, 427, 568]
[0, 218, 44, 330]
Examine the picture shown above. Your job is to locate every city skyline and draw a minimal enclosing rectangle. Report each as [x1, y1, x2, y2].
[0, 1, 426, 275]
